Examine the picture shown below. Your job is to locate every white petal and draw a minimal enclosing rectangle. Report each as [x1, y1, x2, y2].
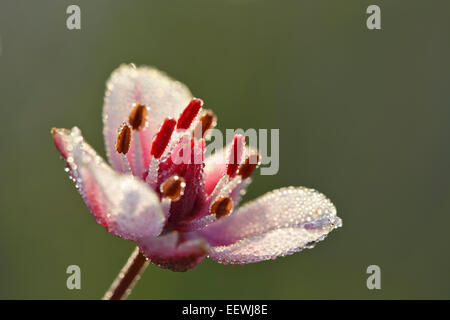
[199, 186, 341, 263]
[103, 64, 192, 176]
[53, 127, 165, 240]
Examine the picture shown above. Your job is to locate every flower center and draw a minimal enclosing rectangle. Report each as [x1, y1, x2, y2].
[211, 196, 233, 218]
[160, 175, 186, 201]
[128, 103, 148, 130]
[115, 124, 132, 154]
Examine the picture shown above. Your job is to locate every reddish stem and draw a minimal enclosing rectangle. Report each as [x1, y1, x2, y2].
[102, 247, 148, 300]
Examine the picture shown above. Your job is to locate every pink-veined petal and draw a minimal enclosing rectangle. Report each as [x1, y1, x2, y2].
[52, 127, 165, 241]
[198, 187, 342, 263]
[103, 64, 192, 176]
[203, 135, 249, 194]
[137, 231, 209, 272]
[203, 148, 227, 195]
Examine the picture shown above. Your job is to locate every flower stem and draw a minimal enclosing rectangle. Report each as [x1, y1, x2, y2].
[102, 246, 148, 300]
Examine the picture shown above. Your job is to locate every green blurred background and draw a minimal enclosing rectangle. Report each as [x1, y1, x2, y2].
[1, 0, 450, 299]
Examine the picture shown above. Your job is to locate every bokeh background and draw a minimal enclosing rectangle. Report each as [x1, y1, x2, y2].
[1, 0, 450, 299]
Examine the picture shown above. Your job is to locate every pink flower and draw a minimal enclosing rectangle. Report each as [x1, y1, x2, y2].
[52, 64, 342, 272]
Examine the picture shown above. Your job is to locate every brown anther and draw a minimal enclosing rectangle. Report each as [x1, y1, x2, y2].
[238, 153, 260, 179]
[199, 111, 216, 137]
[128, 103, 148, 130]
[115, 124, 132, 154]
[160, 176, 186, 201]
[211, 197, 233, 218]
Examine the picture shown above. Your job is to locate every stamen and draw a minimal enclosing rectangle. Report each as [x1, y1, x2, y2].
[128, 103, 148, 130]
[132, 133, 145, 177]
[115, 124, 132, 154]
[160, 175, 186, 201]
[211, 196, 233, 218]
[176, 98, 203, 130]
[226, 135, 245, 177]
[145, 157, 160, 189]
[238, 153, 260, 179]
[151, 118, 177, 159]
[199, 110, 216, 137]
